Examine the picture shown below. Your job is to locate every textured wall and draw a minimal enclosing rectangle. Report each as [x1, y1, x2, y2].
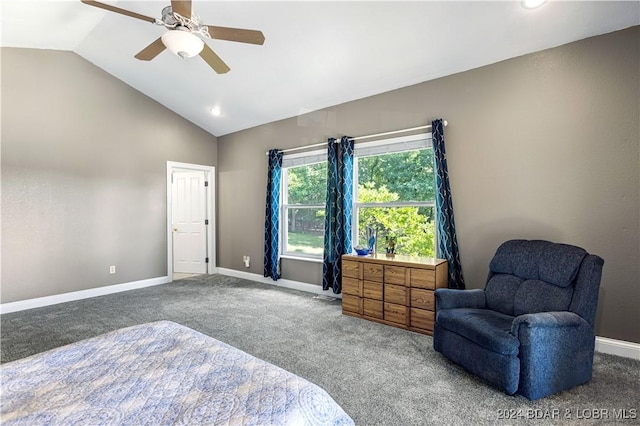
[217, 27, 639, 343]
[1, 48, 217, 303]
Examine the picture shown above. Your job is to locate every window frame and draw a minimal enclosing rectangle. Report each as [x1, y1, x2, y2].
[280, 149, 327, 260]
[279, 132, 437, 262]
[352, 133, 437, 257]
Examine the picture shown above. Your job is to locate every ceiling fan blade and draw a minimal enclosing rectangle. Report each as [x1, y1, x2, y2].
[206, 26, 265, 45]
[134, 38, 166, 61]
[80, 1, 156, 23]
[199, 44, 230, 74]
[171, 0, 192, 19]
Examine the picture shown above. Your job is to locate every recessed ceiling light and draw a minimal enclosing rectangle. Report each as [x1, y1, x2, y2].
[209, 106, 222, 117]
[522, 0, 547, 9]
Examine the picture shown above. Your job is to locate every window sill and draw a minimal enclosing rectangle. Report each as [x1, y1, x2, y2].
[280, 254, 323, 264]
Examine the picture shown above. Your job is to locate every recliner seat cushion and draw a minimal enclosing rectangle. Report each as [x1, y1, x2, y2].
[436, 308, 519, 356]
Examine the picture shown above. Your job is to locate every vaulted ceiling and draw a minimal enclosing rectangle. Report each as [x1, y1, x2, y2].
[2, 1, 638, 136]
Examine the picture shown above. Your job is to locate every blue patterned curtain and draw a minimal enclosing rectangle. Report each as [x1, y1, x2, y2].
[322, 136, 354, 293]
[264, 149, 283, 280]
[432, 119, 465, 289]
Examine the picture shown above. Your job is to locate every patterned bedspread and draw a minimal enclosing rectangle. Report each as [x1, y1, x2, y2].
[0, 321, 354, 425]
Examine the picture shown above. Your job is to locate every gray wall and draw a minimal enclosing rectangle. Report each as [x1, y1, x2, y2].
[1, 48, 217, 303]
[217, 27, 639, 343]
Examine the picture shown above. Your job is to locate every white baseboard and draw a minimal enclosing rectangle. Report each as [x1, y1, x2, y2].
[595, 336, 640, 360]
[216, 268, 342, 299]
[0, 276, 171, 314]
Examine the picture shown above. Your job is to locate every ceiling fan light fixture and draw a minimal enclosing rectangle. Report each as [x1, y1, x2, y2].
[161, 30, 204, 59]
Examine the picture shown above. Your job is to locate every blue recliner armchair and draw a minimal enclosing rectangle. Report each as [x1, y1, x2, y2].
[433, 239, 604, 400]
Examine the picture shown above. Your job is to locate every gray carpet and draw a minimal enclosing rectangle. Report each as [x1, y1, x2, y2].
[1, 275, 638, 425]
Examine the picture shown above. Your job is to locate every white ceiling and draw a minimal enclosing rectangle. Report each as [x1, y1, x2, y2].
[2, 1, 638, 137]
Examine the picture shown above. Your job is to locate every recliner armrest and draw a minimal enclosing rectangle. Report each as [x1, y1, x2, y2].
[511, 311, 596, 400]
[511, 311, 589, 336]
[435, 288, 486, 310]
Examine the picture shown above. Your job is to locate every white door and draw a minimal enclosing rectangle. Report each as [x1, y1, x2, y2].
[172, 171, 207, 274]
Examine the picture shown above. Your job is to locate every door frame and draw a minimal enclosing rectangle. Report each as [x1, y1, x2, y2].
[166, 161, 216, 279]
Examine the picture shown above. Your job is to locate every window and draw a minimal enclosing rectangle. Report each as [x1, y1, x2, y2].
[281, 151, 327, 258]
[353, 134, 436, 258]
[280, 133, 436, 260]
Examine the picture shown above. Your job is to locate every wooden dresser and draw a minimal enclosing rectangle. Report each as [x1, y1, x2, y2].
[341, 254, 448, 335]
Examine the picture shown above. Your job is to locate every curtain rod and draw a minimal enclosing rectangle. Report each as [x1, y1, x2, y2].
[266, 120, 448, 156]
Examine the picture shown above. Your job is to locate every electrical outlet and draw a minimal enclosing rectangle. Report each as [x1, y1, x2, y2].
[243, 256, 250, 268]
[109, 265, 116, 274]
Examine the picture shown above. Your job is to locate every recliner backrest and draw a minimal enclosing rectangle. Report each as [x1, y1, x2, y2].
[485, 240, 588, 317]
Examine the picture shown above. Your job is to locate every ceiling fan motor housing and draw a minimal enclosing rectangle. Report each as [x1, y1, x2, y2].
[161, 6, 181, 27]
[161, 6, 202, 31]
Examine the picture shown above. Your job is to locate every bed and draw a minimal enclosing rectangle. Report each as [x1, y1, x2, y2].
[0, 320, 354, 425]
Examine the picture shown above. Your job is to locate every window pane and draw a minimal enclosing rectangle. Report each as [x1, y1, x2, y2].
[286, 208, 324, 256]
[357, 206, 436, 258]
[287, 162, 327, 204]
[357, 149, 434, 202]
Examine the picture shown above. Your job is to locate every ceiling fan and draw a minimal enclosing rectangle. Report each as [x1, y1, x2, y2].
[80, 0, 265, 74]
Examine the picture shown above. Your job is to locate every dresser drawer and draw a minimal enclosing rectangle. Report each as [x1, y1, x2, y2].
[385, 265, 407, 285]
[342, 294, 362, 315]
[411, 308, 435, 331]
[385, 284, 408, 305]
[342, 277, 361, 296]
[363, 280, 383, 300]
[410, 288, 434, 310]
[343, 260, 361, 279]
[363, 263, 383, 282]
[384, 302, 408, 325]
[363, 299, 383, 319]
[409, 268, 435, 289]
